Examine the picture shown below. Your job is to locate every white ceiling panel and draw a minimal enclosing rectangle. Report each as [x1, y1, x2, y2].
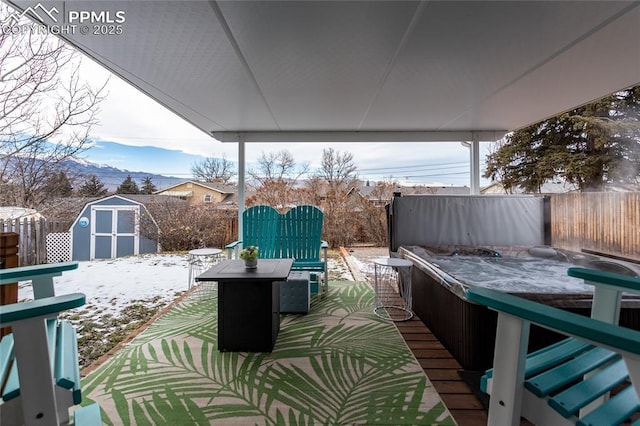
[7, 0, 640, 141]
[362, 1, 638, 131]
[219, 1, 421, 131]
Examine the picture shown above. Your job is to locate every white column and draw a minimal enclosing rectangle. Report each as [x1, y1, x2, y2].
[237, 133, 245, 242]
[470, 132, 481, 195]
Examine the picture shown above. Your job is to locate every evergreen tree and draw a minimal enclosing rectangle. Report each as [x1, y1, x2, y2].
[140, 176, 157, 194]
[116, 175, 140, 194]
[42, 171, 73, 198]
[79, 175, 108, 197]
[485, 86, 640, 192]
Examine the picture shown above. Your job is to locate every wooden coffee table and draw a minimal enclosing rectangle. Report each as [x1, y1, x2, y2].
[196, 258, 293, 352]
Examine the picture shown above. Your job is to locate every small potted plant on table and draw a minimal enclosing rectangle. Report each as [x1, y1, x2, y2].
[240, 246, 259, 269]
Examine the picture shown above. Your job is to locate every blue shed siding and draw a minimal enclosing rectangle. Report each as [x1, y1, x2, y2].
[72, 205, 93, 261]
[116, 236, 135, 257]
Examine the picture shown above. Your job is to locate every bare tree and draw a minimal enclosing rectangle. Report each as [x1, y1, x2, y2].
[0, 4, 107, 207]
[248, 150, 309, 209]
[250, 150, 308, 182]
[319, 148, 358, 188]
[142, 201, 236, 251]
[191, 154, 235, 183]
[299, 175, 325, 206]
[316, 148, 359, 247]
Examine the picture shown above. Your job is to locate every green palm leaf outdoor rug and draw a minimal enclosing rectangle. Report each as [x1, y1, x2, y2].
[81, 281, 455, 425]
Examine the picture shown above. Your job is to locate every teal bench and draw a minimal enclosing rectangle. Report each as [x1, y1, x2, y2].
[0, 263, 102, 425]
[226, 205, 329, 297]
[467, 267, 640, 426]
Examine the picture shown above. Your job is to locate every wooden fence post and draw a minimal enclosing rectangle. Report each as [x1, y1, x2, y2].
[0, 232, 20, 337]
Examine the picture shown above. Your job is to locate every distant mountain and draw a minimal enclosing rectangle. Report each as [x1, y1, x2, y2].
[66, 140, 210, 191]
[63, 158, 185, 191]
[82, 141, 207, 177]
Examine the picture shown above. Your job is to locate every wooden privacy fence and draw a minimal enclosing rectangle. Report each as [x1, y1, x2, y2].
[225, 216, 238, 247]
[0, 218, 71, 266]
[550, 192, 640, 261]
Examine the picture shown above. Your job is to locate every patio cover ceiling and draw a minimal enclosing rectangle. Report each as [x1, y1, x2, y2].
[7, 1, 640, 144]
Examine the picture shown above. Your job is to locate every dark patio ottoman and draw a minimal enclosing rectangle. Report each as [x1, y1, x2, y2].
[279, 271, 310, 314]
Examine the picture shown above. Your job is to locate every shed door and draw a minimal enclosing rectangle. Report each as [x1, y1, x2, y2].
[90, 206, 140, 260]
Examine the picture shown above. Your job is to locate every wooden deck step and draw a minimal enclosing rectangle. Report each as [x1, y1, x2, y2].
[395, 317, 488, 426]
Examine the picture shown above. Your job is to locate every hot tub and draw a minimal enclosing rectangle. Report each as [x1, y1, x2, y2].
[399, 245, 640, 371]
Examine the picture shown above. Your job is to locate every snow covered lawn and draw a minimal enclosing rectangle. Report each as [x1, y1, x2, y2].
[19, 253, 190, 317]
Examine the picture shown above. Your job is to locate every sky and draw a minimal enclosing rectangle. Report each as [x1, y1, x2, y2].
[80, 52, 496, 187]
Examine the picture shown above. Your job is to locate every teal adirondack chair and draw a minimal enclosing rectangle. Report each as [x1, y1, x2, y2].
[226, 205, 281, 258]
[0, 263, 102, 425]
[242, 205, 282, 258]
[469, 268, 640, 426]
[282, 205, 328, 296]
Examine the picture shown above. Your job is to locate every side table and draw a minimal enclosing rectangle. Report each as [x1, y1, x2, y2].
[373, 257, 413, 321]
[188, 248, 223, 299]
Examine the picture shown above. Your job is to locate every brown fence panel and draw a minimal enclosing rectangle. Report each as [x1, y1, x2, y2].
[224, 216, 238, 247]
[550, 192, 640, 261]
[47, 219, 73, 233]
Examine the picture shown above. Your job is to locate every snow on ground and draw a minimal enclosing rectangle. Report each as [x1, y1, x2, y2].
[344, 247, 389, 282]
[18, 253, 190, 317]
[328, 256, 354, 281]
[17, 253, 193, 366]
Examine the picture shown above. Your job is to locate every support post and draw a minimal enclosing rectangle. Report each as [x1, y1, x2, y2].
[470, 132, 481, 195]
[237, 133, 246, 243]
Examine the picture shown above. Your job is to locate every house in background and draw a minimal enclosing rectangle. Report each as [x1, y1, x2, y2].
[155, 180, 237, 207]
[348, 181, 471, 207]
[480, 181, 577, 195]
